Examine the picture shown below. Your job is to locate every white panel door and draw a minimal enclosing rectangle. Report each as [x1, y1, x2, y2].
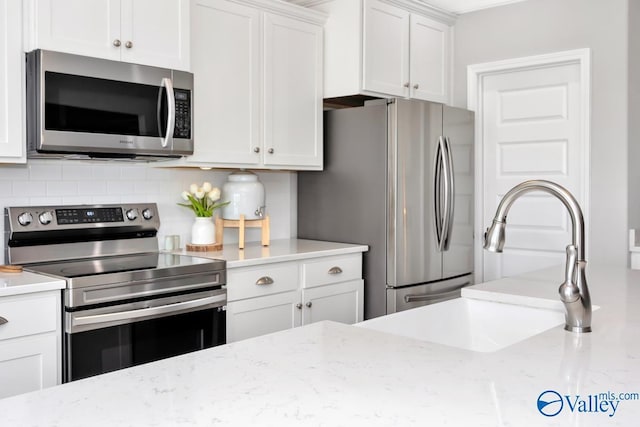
[32, 0, 121, 60]
[263, 13, 322, 168]
[362, 0, 409, 97]
[0, 334, 58, 399]
[188, 0, 261, 166]
[301, 280, 364, 325]
[120, 0, 190, 70]
[0, 0, 25, 162]
[409, 14, 449, 103]
[482, 62, 584, 280]
[226, 291, 301, 343]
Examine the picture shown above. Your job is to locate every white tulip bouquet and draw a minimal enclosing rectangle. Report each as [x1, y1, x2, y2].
[178, 182, 229, 217]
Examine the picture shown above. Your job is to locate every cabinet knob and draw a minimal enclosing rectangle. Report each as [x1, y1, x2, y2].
[253, 147, 260, 153]
[403, 82, 410, 88]
[0, 316, 8, 326]
[255, 276, 274, 286]
[125, 41, 133, 49]
[305, 302, 312, 308]
[413, 84, 419, 89]
[113, 39, 121, 47]
[268, 148, 274, 154]
[296, 303, 303, 310]
[328, 266, 343, 275]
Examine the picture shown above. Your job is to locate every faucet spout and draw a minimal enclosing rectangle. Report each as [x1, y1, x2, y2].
[482, 180, 592, 333]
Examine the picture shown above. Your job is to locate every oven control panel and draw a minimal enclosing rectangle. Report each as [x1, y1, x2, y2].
[57, 207, 124, 224]
[5, 203, 160, 231]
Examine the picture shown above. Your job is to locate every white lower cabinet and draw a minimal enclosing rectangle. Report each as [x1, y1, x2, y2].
[301, 280, 363, 325]
[226, 253, 364, 343]
[226, 291, 301, 342]
[0, 291, 61, 399]
[0, 334, 58, 399]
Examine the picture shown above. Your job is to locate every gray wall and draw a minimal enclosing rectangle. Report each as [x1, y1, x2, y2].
[453, 0, 629, 267]
[629, 1, 640, 234]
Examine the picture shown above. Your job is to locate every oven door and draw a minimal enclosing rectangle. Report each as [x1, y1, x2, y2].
[64, 288, 225, 382]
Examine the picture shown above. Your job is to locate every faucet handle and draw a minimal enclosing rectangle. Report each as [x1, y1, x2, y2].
[559, 245, 579, 303]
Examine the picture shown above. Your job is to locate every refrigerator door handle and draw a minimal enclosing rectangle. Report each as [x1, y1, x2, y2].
[433, 136, 446, 251]
[441, 136, 455, 251]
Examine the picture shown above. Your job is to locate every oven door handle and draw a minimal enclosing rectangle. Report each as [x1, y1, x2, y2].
[71, 293, 226, 330]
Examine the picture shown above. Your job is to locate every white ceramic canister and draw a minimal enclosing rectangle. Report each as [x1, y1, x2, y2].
[221, 171, 265, 220]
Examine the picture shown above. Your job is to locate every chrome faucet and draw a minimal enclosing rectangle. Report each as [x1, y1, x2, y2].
[483, 180, 592, 333]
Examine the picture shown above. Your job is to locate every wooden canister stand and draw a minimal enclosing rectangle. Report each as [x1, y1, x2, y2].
[215, 215, 270, 250]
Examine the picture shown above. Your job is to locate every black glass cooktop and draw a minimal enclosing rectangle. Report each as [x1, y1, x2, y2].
[26, 253, 224, 280]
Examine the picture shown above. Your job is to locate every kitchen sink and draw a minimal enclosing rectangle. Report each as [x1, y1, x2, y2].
[357, 297, 566, 352]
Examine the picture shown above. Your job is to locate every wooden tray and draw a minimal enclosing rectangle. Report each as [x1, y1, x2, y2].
[185, 243, 223, 252]
[0, 265, 23, 273]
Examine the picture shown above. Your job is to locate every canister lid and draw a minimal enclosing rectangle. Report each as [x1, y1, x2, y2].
[227, 171, 258, 182]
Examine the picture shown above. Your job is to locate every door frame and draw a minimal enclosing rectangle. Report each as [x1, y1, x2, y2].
[467, 48, 591, 282]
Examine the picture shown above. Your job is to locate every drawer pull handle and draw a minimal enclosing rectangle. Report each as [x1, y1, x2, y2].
[328, 266, 343, 275]
[0, 316, 8, 326]
[296, 303, 303, 310]
[306, 302, 312, 308]
[256, 276, 274, 286]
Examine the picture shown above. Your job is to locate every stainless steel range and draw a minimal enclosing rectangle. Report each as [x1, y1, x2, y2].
[4, 203, 226, 382]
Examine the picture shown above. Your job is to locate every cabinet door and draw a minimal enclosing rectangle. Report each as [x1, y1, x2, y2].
[0, 334, 58, 399]
[226, 291, 301, 343]
[187, 0, 261, 166]
[409, 14, 450, 103]
[302, 280, 364, 326]
[0, 0, 25, 162]
[362, 0, 409, 97]
[120, 0, 190, 70]
[263, 13, 323, 169]
[29, 0, 121, 61]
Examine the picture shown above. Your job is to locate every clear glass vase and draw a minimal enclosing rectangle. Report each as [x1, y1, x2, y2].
[191, 217, 215, 245]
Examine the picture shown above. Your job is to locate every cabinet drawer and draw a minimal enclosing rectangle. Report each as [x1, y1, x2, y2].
[227, 262, 299, 301]
[0, 292, 59, 341]
[301, 254, 362, 288]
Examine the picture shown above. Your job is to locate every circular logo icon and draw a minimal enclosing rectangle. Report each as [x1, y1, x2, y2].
[537, 390, 563, 417]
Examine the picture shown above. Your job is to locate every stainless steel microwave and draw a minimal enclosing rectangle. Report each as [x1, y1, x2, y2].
[26, 50, 194, 160]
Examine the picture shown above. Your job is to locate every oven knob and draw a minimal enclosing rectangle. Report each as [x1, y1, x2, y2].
[17, 212, 33, 226]
[39, 211, 54, 225]
[125, 209, 139, 221]
[142, 208, 153, 220]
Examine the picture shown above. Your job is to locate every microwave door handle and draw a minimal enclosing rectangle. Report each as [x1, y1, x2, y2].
[160, 77, 175, 148]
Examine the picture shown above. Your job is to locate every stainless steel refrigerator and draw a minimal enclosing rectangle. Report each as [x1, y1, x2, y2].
[298, 98, 474, 319]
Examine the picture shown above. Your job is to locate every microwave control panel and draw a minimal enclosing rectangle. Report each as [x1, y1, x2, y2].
[174, 89, 191, 139]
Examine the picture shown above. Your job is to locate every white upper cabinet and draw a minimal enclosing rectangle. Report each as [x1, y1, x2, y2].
[0, 0, 25, 163]
[25, 0, 190, 71]
[408, 13, 450, 103]
[300, 0, 454, 104]
[120, 0, 190, 70]
[188, 0, 261, 165]
[185, 0, 324, 171]
[362, 0, 409, 97]
[263, 13, 323, 168]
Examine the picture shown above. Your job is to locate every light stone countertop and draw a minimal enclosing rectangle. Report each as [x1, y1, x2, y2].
[0, 270, 66, 297]
[173, 238, 369, 268]
[0, 264, 638, 426]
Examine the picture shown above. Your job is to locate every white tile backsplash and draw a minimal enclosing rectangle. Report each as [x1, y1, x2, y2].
[0, 160, 297, 264]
